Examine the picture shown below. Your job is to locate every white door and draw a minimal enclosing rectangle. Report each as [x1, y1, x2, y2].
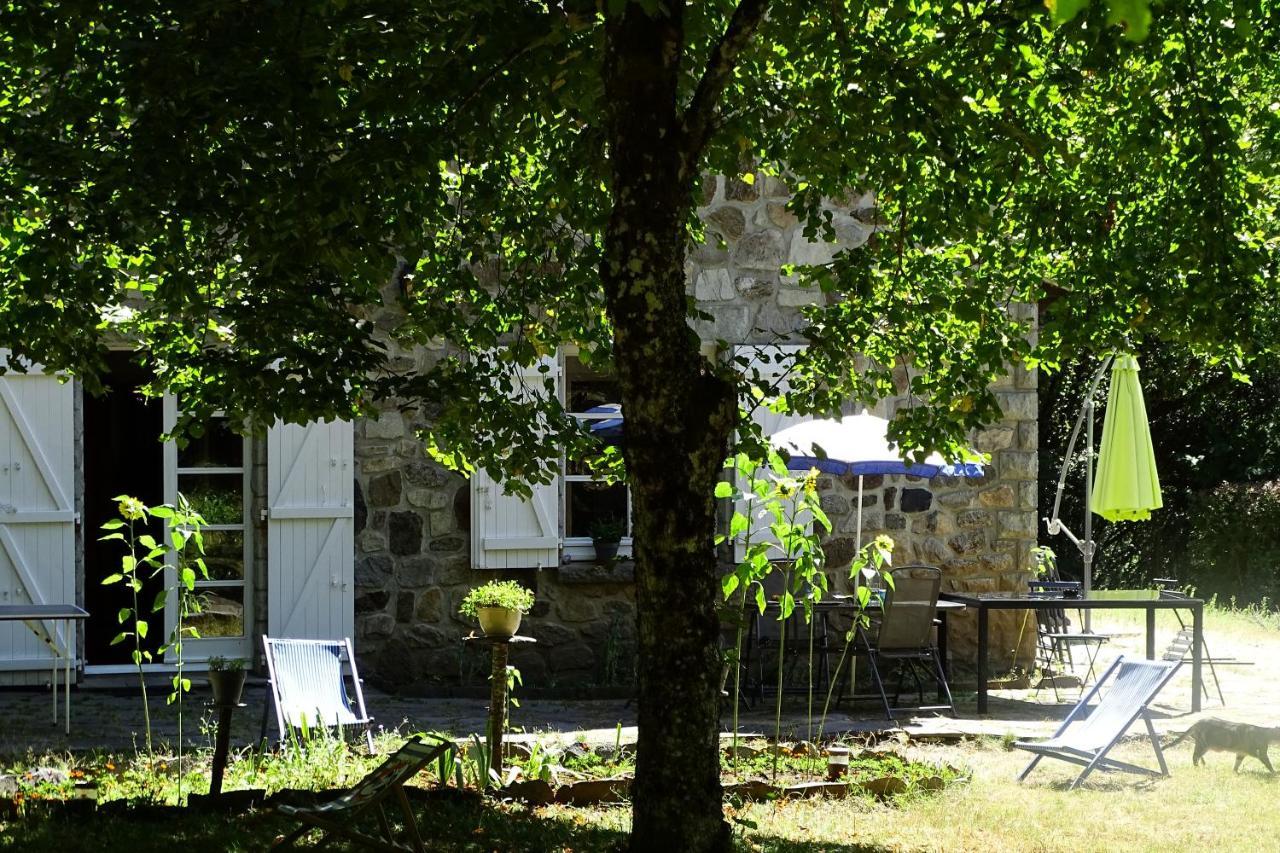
[163, 397, 253, 660]
[267, 418, 354, 639]
[0, 361, 76, 671]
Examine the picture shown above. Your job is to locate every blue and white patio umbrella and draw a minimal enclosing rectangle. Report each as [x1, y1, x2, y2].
[770, 413, 984, 551]
[584, 404, 624, 439]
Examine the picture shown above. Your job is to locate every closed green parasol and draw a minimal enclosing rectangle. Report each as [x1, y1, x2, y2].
[1046, 353, 1162, 620]
[1092, 354, 1162, 522]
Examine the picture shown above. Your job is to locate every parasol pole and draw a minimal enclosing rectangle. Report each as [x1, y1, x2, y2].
[1045, 355, 1113, 629]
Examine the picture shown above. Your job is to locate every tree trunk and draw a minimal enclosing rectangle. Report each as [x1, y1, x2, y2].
[601, 7, 737, 852]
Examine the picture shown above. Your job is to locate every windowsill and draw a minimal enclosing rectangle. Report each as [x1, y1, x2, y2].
[557, 559, 636, 585]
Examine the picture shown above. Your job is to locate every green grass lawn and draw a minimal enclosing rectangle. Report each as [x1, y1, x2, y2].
[3, 600, 1277, 852]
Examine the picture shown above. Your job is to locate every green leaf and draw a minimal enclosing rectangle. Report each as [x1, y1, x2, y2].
[117, 607, 131, 623]
[101, 573, 123, 585]
[722, 573, 740, 599]
[136, 620, 148, 639]
[713, 481, 734, 499]
[100, 519, 125, 531]
[110, 632, 128, 646]
[181, 567, 196, 590]
[131, 649, 142, 665]
[138, 534, 157, 549]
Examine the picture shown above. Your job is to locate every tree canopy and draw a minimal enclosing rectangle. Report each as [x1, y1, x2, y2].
[2, 1, 1277, 848]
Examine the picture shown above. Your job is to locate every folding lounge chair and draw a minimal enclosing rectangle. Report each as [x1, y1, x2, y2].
[273, 734, 457, 852]
[1015, 656, 1181, 789]
[856, 565, 955, 720]
[263, 636, 376, 752]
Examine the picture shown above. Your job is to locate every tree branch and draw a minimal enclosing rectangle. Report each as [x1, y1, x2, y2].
[680, 0, 770, 174]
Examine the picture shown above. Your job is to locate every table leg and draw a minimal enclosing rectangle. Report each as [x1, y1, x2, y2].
[937, 611, 950, 700]
[1192, 604, 1203, 714]
[64, 620, 71, 735]
[1145, 608, 1156, 659]
[976, 607, 989, 715]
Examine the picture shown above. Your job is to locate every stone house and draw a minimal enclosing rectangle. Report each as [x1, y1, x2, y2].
[0, 175, 1037, 689]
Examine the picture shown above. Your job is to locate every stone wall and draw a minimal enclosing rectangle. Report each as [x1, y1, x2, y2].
[349, 174, 1037, 691]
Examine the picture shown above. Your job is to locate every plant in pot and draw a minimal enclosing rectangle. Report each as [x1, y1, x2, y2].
[207, 656, 247, 707]
[460, 580, 535, 638]
[589, 517, 625, 563]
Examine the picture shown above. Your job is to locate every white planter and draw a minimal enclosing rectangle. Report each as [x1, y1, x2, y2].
[478, 607, 522, 638]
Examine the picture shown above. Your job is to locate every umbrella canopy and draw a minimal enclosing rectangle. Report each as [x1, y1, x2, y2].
[770, 413, 984, 478]
[584, 403, 624, 439]
[1091, 354, 1162, 522]
[769, 413, 983, 553]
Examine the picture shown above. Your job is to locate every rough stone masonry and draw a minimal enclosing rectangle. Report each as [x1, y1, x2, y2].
[329, 173, 1039, 693]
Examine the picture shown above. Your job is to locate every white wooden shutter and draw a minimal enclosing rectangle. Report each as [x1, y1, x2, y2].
[267, 418, 354, 639]
[734, 344, 811, 562]
[0, 358, 76, 670]
[471, 355, 561, 570]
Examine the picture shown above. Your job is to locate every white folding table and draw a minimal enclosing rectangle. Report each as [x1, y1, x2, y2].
[0, 604, 88, 733]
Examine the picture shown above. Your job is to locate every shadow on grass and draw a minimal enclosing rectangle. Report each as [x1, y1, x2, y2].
[0, 789, 894, 852]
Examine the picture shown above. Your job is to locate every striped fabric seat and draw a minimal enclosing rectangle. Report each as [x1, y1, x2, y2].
[1016, 656, 1181, 789]
[263, 636, 375, 752]
[274, 734, 457, 852]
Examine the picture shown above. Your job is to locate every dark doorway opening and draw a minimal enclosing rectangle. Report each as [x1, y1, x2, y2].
[84, 352, 165, 666]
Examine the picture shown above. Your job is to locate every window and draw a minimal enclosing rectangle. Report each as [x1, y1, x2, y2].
[164, 400, 252, 656]
[562, 353, 631, 561]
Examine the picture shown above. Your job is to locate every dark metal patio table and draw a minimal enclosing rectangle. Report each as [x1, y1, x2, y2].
[0, 603, 89, 733]
[939, 591, 1204, 714]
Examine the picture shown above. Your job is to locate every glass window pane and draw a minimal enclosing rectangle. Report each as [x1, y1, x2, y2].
[177, 418, 243, 469]
[565, 356, 621, 414]
[192, 588, 244, 638]
[178, 473, 244, 524]
[200, 530, 244, 581]
[566, 481, 629, 539]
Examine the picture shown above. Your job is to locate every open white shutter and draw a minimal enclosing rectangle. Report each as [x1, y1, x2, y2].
[0, 358, 76, 670]
[734, 344, 811, 562]
[267, 418, 354, 639]
[471, 355, 561, 570]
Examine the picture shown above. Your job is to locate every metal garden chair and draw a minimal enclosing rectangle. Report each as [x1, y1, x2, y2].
[855, 565, 954, 720]
[262, 635, 376, 752]
[273, 734, 457, 852]
[1015, 656, 1181, 789]
[1028, 579, 1109, 702]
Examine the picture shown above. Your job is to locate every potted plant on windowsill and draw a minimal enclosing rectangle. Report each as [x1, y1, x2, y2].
[460, 580, 535, 638]
[207, 656, 247, 707]
[589, 518, 625, 563]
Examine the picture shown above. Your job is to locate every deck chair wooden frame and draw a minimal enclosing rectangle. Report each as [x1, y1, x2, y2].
[273, 735, 457, 852]
[1015, 656, 1181, 790]
[262, 635, 376, 753]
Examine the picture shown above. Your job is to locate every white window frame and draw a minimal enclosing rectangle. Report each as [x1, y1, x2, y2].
[560, 347, 633, 563]
[162, 397, 254, 661]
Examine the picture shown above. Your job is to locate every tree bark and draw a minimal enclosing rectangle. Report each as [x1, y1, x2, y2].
[601, 7, 737, 852]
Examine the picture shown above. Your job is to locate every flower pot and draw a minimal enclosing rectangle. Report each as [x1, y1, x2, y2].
[477, 606, 522, 638]
[593, 540, 620, 563]
[826, 746, 851, 781]
[208, 669, 247, 707]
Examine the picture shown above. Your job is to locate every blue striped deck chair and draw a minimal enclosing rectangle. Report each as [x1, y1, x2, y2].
[1015, 656, 1181, 789]
[273, 734, 457, 852]
[263, 636, 376, 753]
